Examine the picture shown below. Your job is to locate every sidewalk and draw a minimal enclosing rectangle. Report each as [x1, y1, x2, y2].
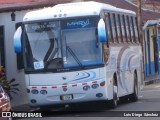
[144, 74, 160, 85]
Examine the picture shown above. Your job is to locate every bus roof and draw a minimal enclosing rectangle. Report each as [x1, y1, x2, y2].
[23, 1, 136, 22]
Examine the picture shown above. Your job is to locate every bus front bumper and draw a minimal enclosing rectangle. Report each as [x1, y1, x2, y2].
[27, 79, 108, 107]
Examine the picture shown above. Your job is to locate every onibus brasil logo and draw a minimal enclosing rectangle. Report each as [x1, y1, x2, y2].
[2, 112, 42, 118]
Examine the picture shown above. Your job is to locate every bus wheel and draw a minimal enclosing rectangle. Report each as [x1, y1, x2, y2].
[109, 77, 118, 109]
[129, 72, 138, 102]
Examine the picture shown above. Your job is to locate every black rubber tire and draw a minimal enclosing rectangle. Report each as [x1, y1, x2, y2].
[109, 78, 118, 109]
[129, 72, 138, 102]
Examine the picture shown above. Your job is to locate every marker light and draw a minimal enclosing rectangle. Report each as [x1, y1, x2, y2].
[40, 90, 47, 95]
[31, 89, 39, 94]
[100, 81, 105, 86]
[31, 99, 37, 104]
[54, 15, 57, 18]
[96, 93, 103, 98]
[92, 84, 99, 89]
[83, 85, 90, 91]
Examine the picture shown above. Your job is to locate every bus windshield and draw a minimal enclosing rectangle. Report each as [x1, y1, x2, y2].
[24, 17, 103, 72]
[62, 28, 102, 67]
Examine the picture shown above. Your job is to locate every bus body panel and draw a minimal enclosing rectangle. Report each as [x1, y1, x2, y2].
[26, 68, 110, 106]
[26, 68, 101, 86]
[106, 44, 142, 97]
[25, 44, 142, 106]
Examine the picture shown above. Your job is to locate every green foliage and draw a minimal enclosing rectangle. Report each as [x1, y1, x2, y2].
[0, 66, 20, 99]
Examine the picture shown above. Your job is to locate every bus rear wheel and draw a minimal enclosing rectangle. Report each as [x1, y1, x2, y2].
[129, 72, 138, 102]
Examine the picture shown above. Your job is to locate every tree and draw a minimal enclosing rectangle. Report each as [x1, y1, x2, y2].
[137, 0, 145, 82]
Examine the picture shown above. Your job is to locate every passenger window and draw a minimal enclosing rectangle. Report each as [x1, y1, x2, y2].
[125, 16, 130, 43]
[105, 13, 113, 43]
[121, 15, 127, 43]
[131, 16, 136, 43]
[129, 16, 134, 43]
[133, 17, 139, 43]
[122, 15, 128, 42]
[110, 14, 117, 43]
[116, 14, 122, 43]
[127, 15, 132, 42]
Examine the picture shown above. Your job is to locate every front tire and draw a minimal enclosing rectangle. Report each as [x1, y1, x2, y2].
[109, 77, 118, 109]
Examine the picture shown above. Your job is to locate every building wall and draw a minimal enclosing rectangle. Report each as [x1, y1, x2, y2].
[128, 0, 160, 13]
[0, 10, 31, 107]
[150, 26, 156, 74]
[144, 25, 159, 76]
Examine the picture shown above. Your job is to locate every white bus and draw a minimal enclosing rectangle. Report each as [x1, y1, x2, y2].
[14, 1, 143, 109]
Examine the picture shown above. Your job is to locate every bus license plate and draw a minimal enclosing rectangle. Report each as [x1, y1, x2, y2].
[60, 94, 73, 101]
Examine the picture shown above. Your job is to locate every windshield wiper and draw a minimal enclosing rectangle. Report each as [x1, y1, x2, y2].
[46, 48, 58, 62]
[66, 46, 83, 67]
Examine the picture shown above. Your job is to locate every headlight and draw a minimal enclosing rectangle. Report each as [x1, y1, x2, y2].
[40, 90, 47, 95]
[83, 85, 90, 91]
[31, 89, 39, 94]
[92, 84, 99, 89]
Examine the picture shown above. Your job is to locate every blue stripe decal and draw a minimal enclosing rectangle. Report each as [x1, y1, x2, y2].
[68, 71, 96, 83]
[121, 51, 136, 92]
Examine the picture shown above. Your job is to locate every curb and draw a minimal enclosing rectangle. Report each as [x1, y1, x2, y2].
[144, 78, 160, 86]
[12, 104, 37, 112]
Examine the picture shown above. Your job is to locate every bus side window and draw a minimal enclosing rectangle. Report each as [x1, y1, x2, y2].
[126, 15, 132, 43]
[125, 15, 130, 43]
[113, 14, 119, 43]
[131, 16, 136, 43]
[116, 14, 122, 43]
[118, 14, 123, 43]
[122, 15, 128, 43]
[105, 12, 113, 44]
[129, 16, 134, 43]
[133, 17, 139, 43]
[110, 13, 117, 43]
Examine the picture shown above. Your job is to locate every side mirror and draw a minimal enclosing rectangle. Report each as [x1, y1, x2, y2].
[14, 27, 22, 53]
[98, 19, 107, 43]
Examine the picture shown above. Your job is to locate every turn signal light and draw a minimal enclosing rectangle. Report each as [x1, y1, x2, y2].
[83, 85, 90, 91]
[30, 99, 37, 104]
[40, 90, 47, 95]
[96, 93, 103, 98]
[92, 84, 99, 89]
[31, 89, 39, 94]
[100, 81, 105, 86]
